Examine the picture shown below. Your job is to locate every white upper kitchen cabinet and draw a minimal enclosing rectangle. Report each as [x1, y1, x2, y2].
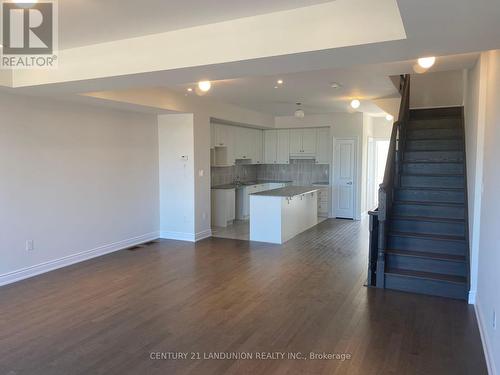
[264, 130, 277, 164]
[276, 130, 290, 164]
[252, 129, 264, 164]
[289, 129, 317, 156]
[210, 124, 216, 149]
[214, 124, 231, 147]
[315, 128, 330, 164]
[302, 129, 317, 154]
[232, 126, 245, 160]
[289, 129, 303, 155]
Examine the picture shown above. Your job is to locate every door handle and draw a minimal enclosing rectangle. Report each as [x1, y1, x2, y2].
[347, 182, 353, 185]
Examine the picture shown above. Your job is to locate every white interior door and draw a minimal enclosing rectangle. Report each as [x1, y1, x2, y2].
[334, 139, 356, 219]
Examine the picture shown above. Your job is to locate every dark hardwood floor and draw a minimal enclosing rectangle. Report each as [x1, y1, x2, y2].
[0, 219, 487, 375]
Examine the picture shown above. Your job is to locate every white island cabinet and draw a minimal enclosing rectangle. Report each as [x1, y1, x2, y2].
[249, 187, 319, 244]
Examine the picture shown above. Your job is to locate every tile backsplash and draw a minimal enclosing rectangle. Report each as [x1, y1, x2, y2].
[257, 159, 329, 185]
[211, 164, 258, 186]
[211, 159, 329, 187]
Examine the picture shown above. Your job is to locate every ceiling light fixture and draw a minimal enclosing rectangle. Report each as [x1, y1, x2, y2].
[198, 81, 211, 92]
[386, 114, 394, 121]
[417, 56, 436, 69]
[350, 99, 361, 109]
[187, 88, 193, 92]
[274, 86, 279, 89]
[294, 102, 305, 118]
[277, 79, 284, 85]
[13, 0, 38, 6]
[330, 82, 342, 89]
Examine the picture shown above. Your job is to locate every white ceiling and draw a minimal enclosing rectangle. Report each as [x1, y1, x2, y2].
[170, 53, 478, 116]
[58, 0, 332, 49]
[10, 0, 498, 118]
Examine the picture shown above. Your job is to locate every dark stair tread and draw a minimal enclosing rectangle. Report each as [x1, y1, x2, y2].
[396, 187, 464, 192]
[401, 160, 464, 164]
[401, 173, 464, 177]
[386, 268, 467, 284]
[389, 231, 466, 242]
[386, 249, 466, 262]
[391, 215, 465, 223]
[394, 200, 464, 207]
[406, 137, 463, 141]
[405, 149, 464, 151]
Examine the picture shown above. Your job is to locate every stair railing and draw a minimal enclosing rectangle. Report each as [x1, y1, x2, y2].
[373, 74, 411, 288]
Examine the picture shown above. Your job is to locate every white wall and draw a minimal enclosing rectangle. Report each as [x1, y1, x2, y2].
[158, 114, 198, 240]
[464, 55, 488, 306]
[464, 50, 500, 375]
[476, 50, 500, 375]
[0, 92, 159, 285]
[411, 70, 464, 109]
[85, 87, 275, 238]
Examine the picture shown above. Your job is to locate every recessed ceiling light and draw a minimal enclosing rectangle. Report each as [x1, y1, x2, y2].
[274, 86, 279, 89]
[277, 79, 284, 85]
[386, 114, 394, 121]
[198, 81, 211, 92]
[417, 56, 436, 69]
[187, 88, 193, 92]
[350, 99, 361, 109]
[330, 82, 342, 89]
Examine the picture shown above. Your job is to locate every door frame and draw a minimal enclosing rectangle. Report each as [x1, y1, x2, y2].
[332, 137, 358, 220]
[366, 137, 390, 213]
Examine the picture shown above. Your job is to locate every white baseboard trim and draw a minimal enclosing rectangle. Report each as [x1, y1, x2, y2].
[474, 297, 496, 375]
[0, 232, 159, 287]
[468, 290, 476, 304]
[195, 229, 212, 241]
[160, 229, 212, 242]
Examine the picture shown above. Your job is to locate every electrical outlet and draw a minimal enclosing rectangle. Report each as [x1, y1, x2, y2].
[26, 240, 34, 251]
[493, 310, 497, 330]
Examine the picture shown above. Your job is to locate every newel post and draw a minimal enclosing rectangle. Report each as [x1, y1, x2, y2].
[376, 187, 387, 288]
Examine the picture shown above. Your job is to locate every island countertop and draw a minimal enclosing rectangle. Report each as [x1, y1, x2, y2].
[211, 180, 293, 190]
[250, 186, 318, 198]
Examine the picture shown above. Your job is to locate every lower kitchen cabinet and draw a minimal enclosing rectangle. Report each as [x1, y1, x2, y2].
[313, 184, 331, 217]
[236, 182, 290, 220]
[211, 188, 235, 227]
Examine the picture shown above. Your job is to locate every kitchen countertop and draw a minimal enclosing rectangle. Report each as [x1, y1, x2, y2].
[312, 182, 330, 186]
[250, 186, 319, 198]
[211, 180, 292, 190]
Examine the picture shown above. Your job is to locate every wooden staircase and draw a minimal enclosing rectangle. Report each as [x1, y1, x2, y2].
[368, 77, 470, 300]
[385, 107, 469, 299]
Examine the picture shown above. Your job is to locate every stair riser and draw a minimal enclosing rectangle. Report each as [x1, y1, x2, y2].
[386, 254, 467, 276]
[407, 128, 462, 139]
[407, 119, 461, 129]
[393, 204, 464, 219]
[388, 235, 467, 256]
[395, 189, 465, 204]
[390, 219, 465, 236]
[410, 106, 462, 120]
[401, 175, 464, 189]
[406, 139, 463, 151]
[402, 163, 464, 175]
[404, 151, 464, 162]
[385, 274, 468, 300]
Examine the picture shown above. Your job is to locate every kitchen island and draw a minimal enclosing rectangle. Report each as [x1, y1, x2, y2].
[249, 186, 319, 244]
